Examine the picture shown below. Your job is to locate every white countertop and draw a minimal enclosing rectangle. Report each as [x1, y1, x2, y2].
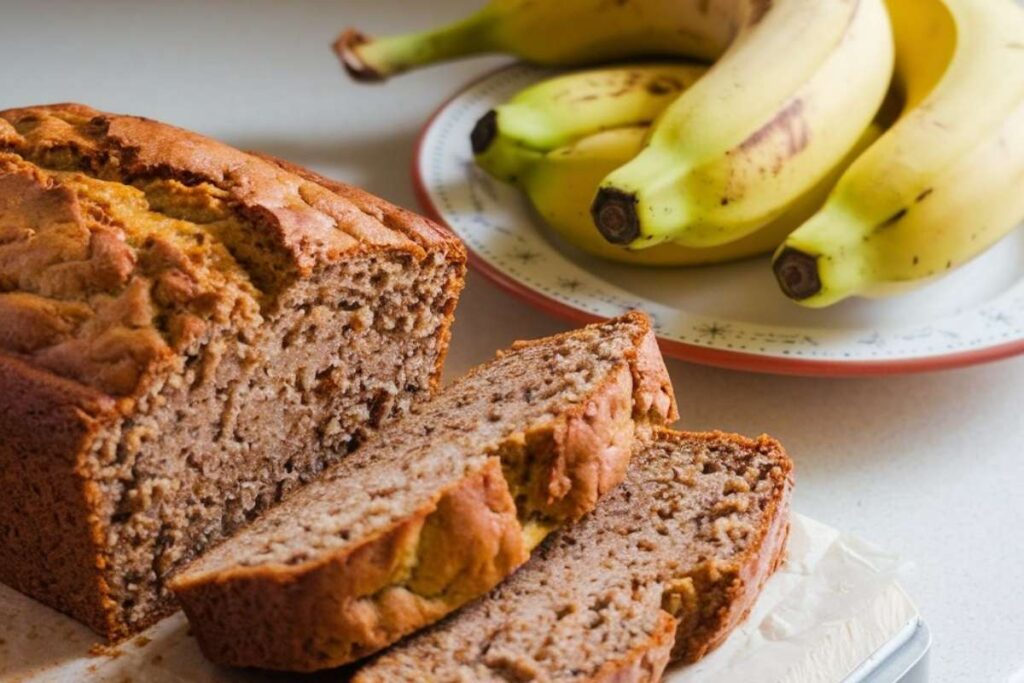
[1, 1, 1021, 680]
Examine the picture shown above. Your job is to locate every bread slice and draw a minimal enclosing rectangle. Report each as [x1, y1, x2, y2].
[356, 430, 792, 682]
[0, 103, 465, 639]
[169, 313, 677, 671]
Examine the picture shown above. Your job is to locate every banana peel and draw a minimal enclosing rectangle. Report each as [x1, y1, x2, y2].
[522, 123, 884, 267]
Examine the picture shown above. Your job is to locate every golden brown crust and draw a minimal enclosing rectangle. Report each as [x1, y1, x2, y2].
[593, 611, 678, 683]
[174, 458, 527, 671]
[1, 103, 413, 271]
[0, 103, 463, 398]
[520, 363, 636, 521]
[252, 152, 466, 259]
[170, 313, 676, 671]
[630, 321, 679, 424]
[0, 354, 118, 635]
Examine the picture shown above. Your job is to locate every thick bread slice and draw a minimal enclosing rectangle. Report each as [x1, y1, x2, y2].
[170, 313, 677, 671]
[356, 430, 793, 682]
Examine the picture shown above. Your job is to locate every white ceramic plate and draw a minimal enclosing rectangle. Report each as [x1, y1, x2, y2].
[413, 64, 1024, 375]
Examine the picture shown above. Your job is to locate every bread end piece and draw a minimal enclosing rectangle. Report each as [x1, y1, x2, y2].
[669, 432, 792, 664]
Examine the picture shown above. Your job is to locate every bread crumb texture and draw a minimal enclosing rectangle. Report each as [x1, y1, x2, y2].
[170, 313, 677, 671]
[356, 430, 792, 682]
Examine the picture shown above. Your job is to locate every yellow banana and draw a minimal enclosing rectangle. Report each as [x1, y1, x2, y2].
[473, 63, 707, 184]
[773, 0, 1024, 307]
[591, 0, 894, 249]
[335, 1, 730, 80]
[520, 122, 885, 266]
[336, 0, 894, 253]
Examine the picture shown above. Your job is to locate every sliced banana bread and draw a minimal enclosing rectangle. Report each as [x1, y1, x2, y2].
[356, 430, 792, 682]
[0, 103, 465, 640]
[170, 313, 677, 671]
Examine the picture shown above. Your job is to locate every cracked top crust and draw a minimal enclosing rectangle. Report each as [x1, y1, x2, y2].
[0, 103, 463, 399]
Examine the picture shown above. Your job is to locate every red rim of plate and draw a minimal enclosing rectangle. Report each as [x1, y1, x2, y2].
[410, 68, 1024, 377]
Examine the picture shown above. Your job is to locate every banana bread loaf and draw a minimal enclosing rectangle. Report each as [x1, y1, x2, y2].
[170, 313, 677, 671]
[0, 103, 465, 640]
[356, 430, 792, 682]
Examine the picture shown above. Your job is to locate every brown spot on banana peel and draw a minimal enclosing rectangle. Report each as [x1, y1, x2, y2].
[698, 0, 711, 14]
[875, 208, 907, 231]
[773, 248, 822, 300]
[915, 188, 933, 202]
[568, 72, 643, 102]
[592, 189, 641, 245]
[333, 29, 385, 82]
[721, 99, 809, 204]
[646, 77, 684, 95]
[739, 99, 809, 159]
[606, 72, 644, 98]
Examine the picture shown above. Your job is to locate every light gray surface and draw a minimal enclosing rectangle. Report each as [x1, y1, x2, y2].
[1, 1, 1021, 681]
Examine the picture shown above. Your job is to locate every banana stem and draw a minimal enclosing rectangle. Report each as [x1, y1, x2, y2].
[774, 205, 870, 306]
[591, 188, 641, 245]
[773, 248, 822, 300]
[471, 110, 499, 154]
[335, 12, 498, 81]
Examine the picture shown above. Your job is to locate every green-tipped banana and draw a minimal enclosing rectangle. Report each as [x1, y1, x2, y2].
[773, 0, 1024, 307]
[471, 63, 706, 155]
[473, 63, 706, 184]
[473, 134, 543, 186]
[514, 121, 886, 267]
[334, 1, 731, 80]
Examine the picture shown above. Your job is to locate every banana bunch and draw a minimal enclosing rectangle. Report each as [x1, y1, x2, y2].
[471, 64, 778, 266]
[472, 65, 883, 266]
[471, 65, 748, 266]
[338, 0, 1024, 307]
